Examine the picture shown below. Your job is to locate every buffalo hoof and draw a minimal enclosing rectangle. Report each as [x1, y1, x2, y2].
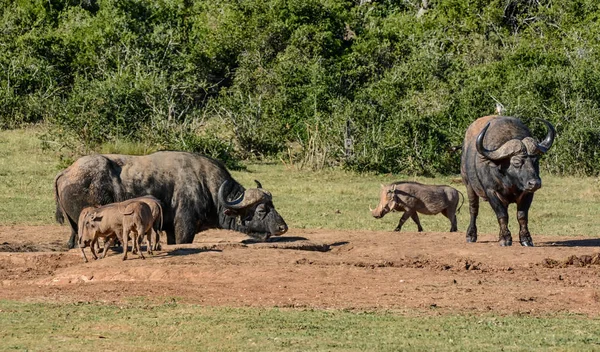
[393, 227, 401, 232]
[466, 235, 477, 243]
[520, 240, 534, 247]
[499, 237, 513, 246]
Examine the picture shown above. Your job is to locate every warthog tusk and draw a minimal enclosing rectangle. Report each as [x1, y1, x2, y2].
[369, 205, 374, 212]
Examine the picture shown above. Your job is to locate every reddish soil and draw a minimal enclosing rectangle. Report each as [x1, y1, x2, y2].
[2, 225, 600, 315]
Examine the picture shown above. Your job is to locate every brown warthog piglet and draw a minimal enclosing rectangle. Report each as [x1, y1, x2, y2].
[370, 182, 463, 232]
[78, 201, 154, 262]
[78, 205, 121, 262]
[120, 201, 154, 260]
[119, 196, 164, 251]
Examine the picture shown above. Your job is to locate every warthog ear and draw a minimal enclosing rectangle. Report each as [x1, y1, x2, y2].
[91, 213, 103, 222]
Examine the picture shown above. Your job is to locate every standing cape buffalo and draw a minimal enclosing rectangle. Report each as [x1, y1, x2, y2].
[461, 115, 555, 246]
[55, 151, 288, 248]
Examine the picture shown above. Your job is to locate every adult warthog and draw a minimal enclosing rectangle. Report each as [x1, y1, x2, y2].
[55, 151, 288, 248]
[370, 182, 463, 232]
[461, 115, 555, 246]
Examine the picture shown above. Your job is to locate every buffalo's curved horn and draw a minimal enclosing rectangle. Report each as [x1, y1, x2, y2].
[536, 118, 555, 154]
[218, 180, 272, 210]
[476, 123, 525, 160]
[254, 180, 263, 189]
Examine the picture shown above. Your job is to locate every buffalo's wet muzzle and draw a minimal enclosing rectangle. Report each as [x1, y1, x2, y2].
[275, 224, 288, 236]
[524, 179, 541, 192]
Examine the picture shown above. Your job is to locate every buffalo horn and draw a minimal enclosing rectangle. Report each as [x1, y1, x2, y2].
[476, 123, 525, 161]
[218, 180, 272, 210]
[536, 118, 555, 154]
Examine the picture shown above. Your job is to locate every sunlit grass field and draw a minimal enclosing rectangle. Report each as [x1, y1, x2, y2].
[2, 127, 599, 239]
[1, 300, 600, 352]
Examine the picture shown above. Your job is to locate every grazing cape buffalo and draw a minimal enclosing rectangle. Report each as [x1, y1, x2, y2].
[55, 151, 288, 248]
[370, 182, 463, 232]
[460, 115, 555, 246]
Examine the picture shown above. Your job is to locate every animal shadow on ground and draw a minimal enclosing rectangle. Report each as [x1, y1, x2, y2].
[241, 236, 309, 244]
[164, 248, 223, 256]
[539, 238, 600, 247]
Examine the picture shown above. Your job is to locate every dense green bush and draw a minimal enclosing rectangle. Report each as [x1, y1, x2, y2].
[2, 0, 600, 175]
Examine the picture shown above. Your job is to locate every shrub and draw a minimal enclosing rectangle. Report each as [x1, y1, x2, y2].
[5, 0, 600, 175]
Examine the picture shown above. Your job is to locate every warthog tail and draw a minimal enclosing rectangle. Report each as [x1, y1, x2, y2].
[457, 191, 465, 214]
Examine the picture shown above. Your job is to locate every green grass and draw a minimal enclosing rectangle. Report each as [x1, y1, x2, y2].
[1, 128, 600, 238]
[0, 127, 58, 225]
[1, 300, 600, 352]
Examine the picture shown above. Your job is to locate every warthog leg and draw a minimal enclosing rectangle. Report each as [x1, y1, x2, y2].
[410, 212, 424, 232]
[122, 229, 129, 261]
[79, 242, 88, 263]
[145, 228, 153, 256]
[394, 210, 416, 232]
[152, 229, 161, 251]
[132, 228, 145, 260]
[90, 238, 99, 260]
[101, 236, 115, 259]
[442, 209, 458, 232]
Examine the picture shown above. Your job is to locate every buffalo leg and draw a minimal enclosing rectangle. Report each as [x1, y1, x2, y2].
[164, 224, 176, 245]
[68, 229, 77, 250]
[486, 191, 512, 246]
[67, 218, 78, 249]
[517, 193, 534, 247]
[465, 185, 479, 242]
[394, 211, 414, 232]
[174, 212, 196, 244]
[410, 212, 424, 232]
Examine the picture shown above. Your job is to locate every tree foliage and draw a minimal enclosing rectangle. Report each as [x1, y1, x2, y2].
[2, 0, 600, 175]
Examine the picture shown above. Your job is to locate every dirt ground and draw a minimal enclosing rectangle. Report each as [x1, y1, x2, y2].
[1, 225, 600, 316]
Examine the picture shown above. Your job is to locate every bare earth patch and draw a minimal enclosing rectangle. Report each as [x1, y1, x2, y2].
[1, 225, 600, 315]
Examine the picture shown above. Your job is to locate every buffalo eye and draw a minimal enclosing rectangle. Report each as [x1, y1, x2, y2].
[511, 157, 523, 168]
[255, 204, 268, 219]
